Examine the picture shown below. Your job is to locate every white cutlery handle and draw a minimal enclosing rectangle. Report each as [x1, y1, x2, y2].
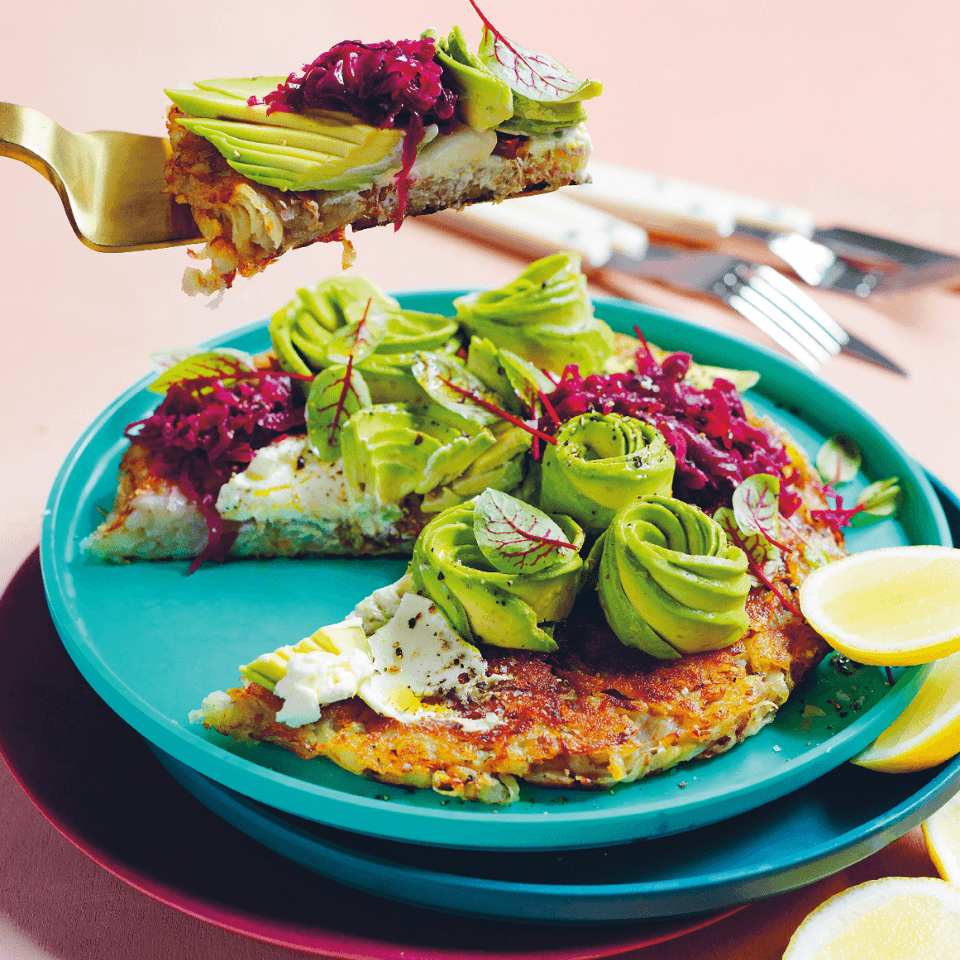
[436, 191, 648, 269]
[573, 161, 815, 240]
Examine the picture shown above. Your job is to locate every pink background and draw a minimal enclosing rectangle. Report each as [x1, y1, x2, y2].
[1, 1, 958, 957]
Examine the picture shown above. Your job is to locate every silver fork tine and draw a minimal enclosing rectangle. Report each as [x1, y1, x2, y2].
[425, 192, 908, 374]
[751, 265, 847, 353]
[737, 277, 835, 364]
[721, 280, 825, 373]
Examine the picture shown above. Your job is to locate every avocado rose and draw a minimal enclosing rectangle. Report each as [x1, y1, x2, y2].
[539, 413, 675, 537]
[593, 496, 750, 659]
[411, 498, 585, 652]
[270, 275, 459, 401]
[452, 253, 616, 376]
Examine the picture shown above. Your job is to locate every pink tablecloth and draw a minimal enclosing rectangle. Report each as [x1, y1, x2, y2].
[1, 2, 957, 957]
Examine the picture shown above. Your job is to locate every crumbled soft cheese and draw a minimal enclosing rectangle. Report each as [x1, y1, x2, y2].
[406, 125, 498, 182]
[216, 436, 352, 522]
[275, 648, 376, 727]
[216, 436, 399, 539]
[275, 593, 500, 732]
[364, 592, 490, 707]
[351, 572, 416, 633]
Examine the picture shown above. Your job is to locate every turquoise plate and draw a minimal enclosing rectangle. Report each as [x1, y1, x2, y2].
[41, 294, 950, 852]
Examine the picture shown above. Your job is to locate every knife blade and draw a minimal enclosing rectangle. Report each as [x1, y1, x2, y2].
[427, 192, 907, 376]
[572, 162, 960, 297]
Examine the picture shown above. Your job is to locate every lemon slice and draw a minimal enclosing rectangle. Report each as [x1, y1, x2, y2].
[782, 877, 960, 960]
[923, 789, 960, 886]
[851, 651, 960, 772]
[798, 545, 960, 666]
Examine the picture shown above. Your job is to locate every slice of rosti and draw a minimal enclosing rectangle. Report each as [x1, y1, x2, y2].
[191, 465, 844, 804]
[165, 24, 600, 297]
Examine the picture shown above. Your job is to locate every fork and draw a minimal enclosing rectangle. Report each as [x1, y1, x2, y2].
[0, 102, 199, 251]
[574, 161, 960, 298]
[427, 192, 907, 376]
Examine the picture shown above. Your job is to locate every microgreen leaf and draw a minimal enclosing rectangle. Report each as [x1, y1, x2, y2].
[324, 299, 387, 366]
[472, 4, 600, 104]
[474, 488, 575, 574]
[412, 351, 505, 426]
[306, 363, 371, 462]
[146, 349, 257, 395]
[816, 434, 861, 486]
[732, 474, 783, 542]
[852, 477, 902, 524]
[714, 506, 782, 585]
[500, 349, 555, 409]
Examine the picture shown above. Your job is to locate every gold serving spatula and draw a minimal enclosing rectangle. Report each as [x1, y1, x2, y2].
[0, 102, 199, 251]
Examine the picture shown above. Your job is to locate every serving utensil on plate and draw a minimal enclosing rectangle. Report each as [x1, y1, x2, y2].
[428, 192, 907, 377]
[575, 161, 960, 297]
[0, 102, 199, 251]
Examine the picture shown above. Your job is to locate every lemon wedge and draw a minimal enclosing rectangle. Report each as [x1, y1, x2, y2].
[798, 545, 960, 666]
[782, 877, 960, 960]
[851, 651, 960, 772]
[924, 789, 960, 886]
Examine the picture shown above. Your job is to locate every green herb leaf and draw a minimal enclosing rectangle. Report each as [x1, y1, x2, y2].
[412, 351, 504, 426]
[146, 348, 256, 394]
[500, 349, 555, 410]
[816, 434, 861, 486]
[714, 507, 782, 585]
[475, 15, 601, 104]
[474, 489, 575, 574]
[306, 363, 371, 462]
[324, 300, 387, 366]
[732, 474, 781, 541]
[852, 477, 902, 523]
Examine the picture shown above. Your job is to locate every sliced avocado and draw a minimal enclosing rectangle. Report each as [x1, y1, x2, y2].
[421, 423, 531, 513]
[341, 403, 495, 504]
[311, 622, 372, 657]
[239, 622, 370, 692]
[511, 93, 588, 124]
[177, 117, 396, 162]
[194, 76, 286, 100]
[176, 115, 403, 192]
[433, 27, 513, 130]
[411, 501, 585, 651]
[270, 275, 458, 401]
[167, 84, 362, 133]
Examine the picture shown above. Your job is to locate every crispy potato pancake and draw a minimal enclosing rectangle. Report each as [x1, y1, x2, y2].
[165, 109, 592, 297]
[193, 462, 843, 804]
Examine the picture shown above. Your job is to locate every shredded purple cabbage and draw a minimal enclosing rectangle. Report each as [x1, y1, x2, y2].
[545, 337, 797, 513]
[125, 374, 305, 571]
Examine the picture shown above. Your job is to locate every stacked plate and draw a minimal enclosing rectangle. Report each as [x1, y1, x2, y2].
[18, 295, 960, 948]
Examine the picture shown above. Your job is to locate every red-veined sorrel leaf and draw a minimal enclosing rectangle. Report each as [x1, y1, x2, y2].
[815, 434, 861, 486]
[478, 32, 594, 103]
[147, 349, 257, 395]
[306, 362, 371, 462]
[500, 349, 555, 410]
[474, 488, 575, 574]
[731, 473, 784, 544]
[324, 299, 387, 365]
[714, 506, 800, 613]
[471, 2, 597, 103]
[715, 506, 782, 582]
[412, 351, 504, 426]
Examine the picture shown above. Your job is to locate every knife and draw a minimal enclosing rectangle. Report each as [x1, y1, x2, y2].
[572, 161, 960, 297]
[428, 192, 907, 376]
